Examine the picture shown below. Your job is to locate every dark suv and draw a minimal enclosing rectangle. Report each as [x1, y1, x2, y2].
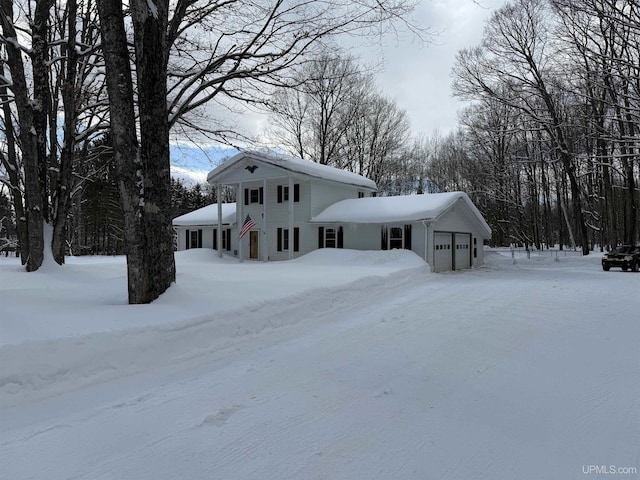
[602, 245, 640, 271]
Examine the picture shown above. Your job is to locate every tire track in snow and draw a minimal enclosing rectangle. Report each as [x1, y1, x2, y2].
[0, 266, 431, 409]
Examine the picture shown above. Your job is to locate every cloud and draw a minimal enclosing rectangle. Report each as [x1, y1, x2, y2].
[358, 0, 505, 136]
[170, 165, 209, 186]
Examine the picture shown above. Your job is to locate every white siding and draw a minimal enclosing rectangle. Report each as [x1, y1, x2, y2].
[310, 181, 361, 216]
[341, 224, 380, 250]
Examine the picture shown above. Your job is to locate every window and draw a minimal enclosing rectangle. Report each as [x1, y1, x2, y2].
[358, 191, 365, 198]
[190, 230, 199, 249]
[244, 187, 263, 205]
[213, 228, 229, 250]
[277, 184, 300, 203]
[277, 227, 299, 252]
[382, 225, 412, 250]
[325, 228, 336, 248]
[318, 226, 343, 248]
[185, 229, 202, 249]
[389, 227, 403, 249]
[222, 228, 231, 251]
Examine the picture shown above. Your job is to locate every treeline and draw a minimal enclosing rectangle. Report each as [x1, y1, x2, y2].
[1, 136, 220, 256]
[67, 175, 220, 256]
[448, 0, 640, 252]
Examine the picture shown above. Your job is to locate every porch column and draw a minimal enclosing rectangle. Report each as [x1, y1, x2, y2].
[288, 175, 294, 260]
[217, 183, 222, 258]
[238, 181, 243, 263]
[263, 178, 268, 262]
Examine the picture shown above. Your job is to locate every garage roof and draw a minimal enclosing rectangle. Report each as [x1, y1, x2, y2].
[172, 203, 237, 226]
[311, 192, 492, 237]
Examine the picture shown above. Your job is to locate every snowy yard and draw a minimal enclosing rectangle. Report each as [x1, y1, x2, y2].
[1, 248, 639, 479]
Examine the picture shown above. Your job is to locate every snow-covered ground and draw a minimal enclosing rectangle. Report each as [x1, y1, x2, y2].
[1, 247, 638, 479]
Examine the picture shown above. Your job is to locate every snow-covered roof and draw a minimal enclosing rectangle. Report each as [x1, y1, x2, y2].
[311, 192, 492, 237]
[207, 150, 377, 190]
[172, 203, 236, 226]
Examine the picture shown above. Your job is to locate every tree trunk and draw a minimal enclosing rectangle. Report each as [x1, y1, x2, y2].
[51, 0, 77, 264]
[131, 0, 176, 301]
[0, 62, 28, 264]
[0, 0, 44, 271]
[31, 0, 54, 224]
[97, 0, 175, 304]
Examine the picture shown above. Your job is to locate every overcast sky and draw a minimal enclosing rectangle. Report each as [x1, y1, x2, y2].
[171, 0, 509, 181]
[368, 0, 508, 137]
[244, 0, 509, 141]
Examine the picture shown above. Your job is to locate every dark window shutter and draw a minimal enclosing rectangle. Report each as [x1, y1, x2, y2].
[318, 226, 324, 248]
[244, 188, 249, 205]
[294, 227, 299, 252]
[294, 184, 300, 202]
[277, 228, 282, 251]
[404, 224, 412, 250]
[226, 229, 231, 251]
[259, 187, 264, 204]
[198, 229, 203, 248]
[381, 227, 388, 250]
[213, 229, 217, 250]
[337, 226, 344, 248]
[277, 185, 282, 203]
[185, 229, 190, 250]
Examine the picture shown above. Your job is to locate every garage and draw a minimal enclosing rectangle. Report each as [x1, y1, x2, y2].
[454, 233, 472, 270]
[311, 192, 492, 272]
[434, 232, 453, 272]
[433, 231, 473, 272]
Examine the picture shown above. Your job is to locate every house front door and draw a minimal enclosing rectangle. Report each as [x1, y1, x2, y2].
[249, 230, 259, 259]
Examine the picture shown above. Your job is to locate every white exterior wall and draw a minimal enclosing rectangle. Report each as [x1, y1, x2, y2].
[411, 222, 427, 263]
[233, 177, 363, 262]
[310, 182, 364, 217]
[264, 178, 311, 261]
[341, 224, 380, 251]
[241, 178, 366, 261]
[321, 222, 428, 262]
[175, 226, 187, 251]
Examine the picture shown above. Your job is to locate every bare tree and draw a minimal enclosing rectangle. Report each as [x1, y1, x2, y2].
[270, 53, 373, 166]
[452, 0, 591, 254]
[0, 0, 45, 270]
[1, 0, 110, 268]
[268, 51, 411, 191]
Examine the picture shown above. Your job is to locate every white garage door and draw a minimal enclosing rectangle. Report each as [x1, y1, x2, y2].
[454, 233, 472, 270]
[433, 232, 452, 272]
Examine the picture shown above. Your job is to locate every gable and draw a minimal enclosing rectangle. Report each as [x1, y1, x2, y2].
[207, 150, 377, 191]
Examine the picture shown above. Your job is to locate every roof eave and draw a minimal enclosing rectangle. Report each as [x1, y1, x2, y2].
[207, 150, 377, 190]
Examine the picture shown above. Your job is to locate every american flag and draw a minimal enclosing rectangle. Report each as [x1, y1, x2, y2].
[238, 214, 256, 239]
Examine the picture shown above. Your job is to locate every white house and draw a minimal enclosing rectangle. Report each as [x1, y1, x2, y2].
[173, 150, 491, 272]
